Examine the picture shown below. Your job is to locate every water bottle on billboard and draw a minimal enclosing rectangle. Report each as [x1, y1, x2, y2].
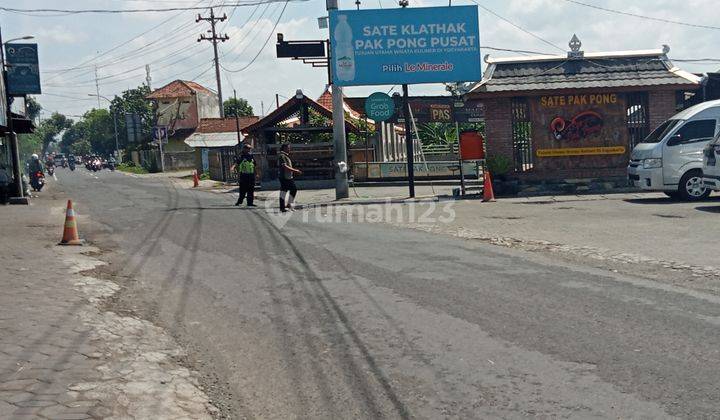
[334, 15, 355, 82]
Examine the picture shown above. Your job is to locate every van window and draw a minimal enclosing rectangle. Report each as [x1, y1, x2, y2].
[675, 119, 717, 144]
[641, 119, 681, 143]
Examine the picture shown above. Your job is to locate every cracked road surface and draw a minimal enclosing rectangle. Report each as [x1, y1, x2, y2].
[53, 169, 720, 419]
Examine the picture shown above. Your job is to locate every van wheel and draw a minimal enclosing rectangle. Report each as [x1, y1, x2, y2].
[678, 170, 711, 201]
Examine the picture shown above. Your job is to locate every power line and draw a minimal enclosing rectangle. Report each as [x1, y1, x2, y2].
[561, 0, 720, 31]
[221, 3, 276, 62]
[42, 2, 205, 82]
[0, 1, 304, 15]
[221, 0, 289, 73]
[470, 0, 564, 52]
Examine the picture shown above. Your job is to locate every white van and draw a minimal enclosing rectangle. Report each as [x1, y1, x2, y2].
[702, 130, 720, 192]
[628, 100, 720, 201]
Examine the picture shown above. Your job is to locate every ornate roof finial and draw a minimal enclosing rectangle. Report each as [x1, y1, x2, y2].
[568, 34, 584, 59]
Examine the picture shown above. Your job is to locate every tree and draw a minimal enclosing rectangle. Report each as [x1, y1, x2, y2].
[39, 112, 72, 153]
[60, 121, 87, 154]
[110, 84, 153, 148]
[71, 139, 92, 156]
[82, 109, 115, 156]
[223, 97, 254, 117]
[25, 96, 42, 122]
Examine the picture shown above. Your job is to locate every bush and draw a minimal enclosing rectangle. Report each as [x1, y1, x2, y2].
[486, 155, 512, 179]
[117, 163, 148, 174]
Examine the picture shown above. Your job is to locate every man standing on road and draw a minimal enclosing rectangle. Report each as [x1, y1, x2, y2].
[278, 143, 302, 212]
[231, 143, 257, 207]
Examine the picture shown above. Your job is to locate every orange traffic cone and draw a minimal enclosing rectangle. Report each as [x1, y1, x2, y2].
[192, 170, 200, 188]
[59, 200, 83, 246]
[482, 171, 496, 202]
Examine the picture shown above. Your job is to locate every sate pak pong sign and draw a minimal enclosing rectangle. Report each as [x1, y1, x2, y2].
[329, 6, 481, 87]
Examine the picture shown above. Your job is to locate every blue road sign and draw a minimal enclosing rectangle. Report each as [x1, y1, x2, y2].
[5, 44, 41, 95]
[329, 6, 480, 87]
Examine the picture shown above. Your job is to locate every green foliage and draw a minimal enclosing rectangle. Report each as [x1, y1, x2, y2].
[223, 97, 254, 117]
[17, 111, 72, 160]
[486, 155, 512, 177]
[117, 163, 148, 174]
[70, 139, 92, 156]
[18, 133, 42, 161]
[82, 109, 116, 156]
[40, 112, 72, 153]
[417, 123, 457, 145]
[25, 96, 42, 122]
[416, 122, 485, 146]
[347, 118, 372, 147]
[110, 85, 154, 147]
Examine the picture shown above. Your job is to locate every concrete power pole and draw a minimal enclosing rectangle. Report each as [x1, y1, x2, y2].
[145, 64, 152, 90]
[196, 8, 229, 118]
[94, 66, 101, 109]
[326, 0, 350, 199]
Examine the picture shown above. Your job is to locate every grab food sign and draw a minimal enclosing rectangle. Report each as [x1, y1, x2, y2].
[329, 6, 481, 86]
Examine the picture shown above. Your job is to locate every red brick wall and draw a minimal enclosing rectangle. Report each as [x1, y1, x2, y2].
[648, 90, 678, 131]
[483, 97, 513, 162]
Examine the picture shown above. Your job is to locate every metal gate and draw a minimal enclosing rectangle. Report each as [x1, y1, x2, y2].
[626, 92, 649, 149]
[511, 98, 533, 172]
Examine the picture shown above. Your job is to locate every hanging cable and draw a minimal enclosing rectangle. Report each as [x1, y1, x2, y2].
[220, 0, 289, 73]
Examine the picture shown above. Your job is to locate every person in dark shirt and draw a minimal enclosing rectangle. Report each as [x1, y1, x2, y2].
[231, 143, 257, 207]
[278, 143, 302, 212]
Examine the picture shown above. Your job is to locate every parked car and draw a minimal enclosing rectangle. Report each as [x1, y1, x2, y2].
[628, 99, 720, 201]
[702, 131, 720, 192]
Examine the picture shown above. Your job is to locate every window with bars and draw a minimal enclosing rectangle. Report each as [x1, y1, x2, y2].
[626, 92, 649, 149]
[511, 98, 533, 172]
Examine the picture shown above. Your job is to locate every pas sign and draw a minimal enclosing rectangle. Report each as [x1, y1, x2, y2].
[329, 6, 480, 87]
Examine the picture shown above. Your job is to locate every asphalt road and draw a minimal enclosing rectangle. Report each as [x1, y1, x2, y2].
[48, 168, 720, 419]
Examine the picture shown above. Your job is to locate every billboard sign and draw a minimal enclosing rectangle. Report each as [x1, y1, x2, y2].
[125, 113, 143, 143]
[453, 99, 485, 123]
[5, 43, 41, 95]
[329, 6, 480, 86]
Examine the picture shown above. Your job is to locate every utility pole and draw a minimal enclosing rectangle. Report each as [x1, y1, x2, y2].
[94, 65, 101, 109]
[196, 8, 229, 118]
[145, 64, 152, 90]
[327, 0, 350, 199]
[233, 89, 242, 146]
[400, 0, 415, 197]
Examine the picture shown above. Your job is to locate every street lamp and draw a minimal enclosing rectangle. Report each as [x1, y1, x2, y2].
[4, 36, 34, 45]
[88, 93, 119, 158]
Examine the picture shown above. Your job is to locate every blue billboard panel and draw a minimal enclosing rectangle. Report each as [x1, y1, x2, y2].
[329, 6, 480, 87]
[5, 43, 41, 95]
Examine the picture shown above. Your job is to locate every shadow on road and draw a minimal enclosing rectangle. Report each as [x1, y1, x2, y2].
[624, 196, 720, 205]
[695, 205, 720, 213]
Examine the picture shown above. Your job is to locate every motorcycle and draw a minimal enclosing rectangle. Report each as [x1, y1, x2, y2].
[92, 159, 102, 172]
[30, 171, 45, 192]
[107, 161, 116, 171]
[47, 165, 55, 176]
[69, 161, 76, 171]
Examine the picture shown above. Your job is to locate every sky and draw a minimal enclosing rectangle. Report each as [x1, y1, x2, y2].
[3, 0, 719, 120]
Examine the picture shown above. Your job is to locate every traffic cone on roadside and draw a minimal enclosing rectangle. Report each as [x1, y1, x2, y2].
[482, 171, 496, 202]
[59, 200, 83, 246]
[192, 170, 200, 188]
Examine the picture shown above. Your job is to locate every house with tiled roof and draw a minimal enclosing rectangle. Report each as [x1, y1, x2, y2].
[146, 80, 221, 132]
[183, 116, 260, 182]
[143, 80, 223, 170]
[467, 36, 704, 193]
